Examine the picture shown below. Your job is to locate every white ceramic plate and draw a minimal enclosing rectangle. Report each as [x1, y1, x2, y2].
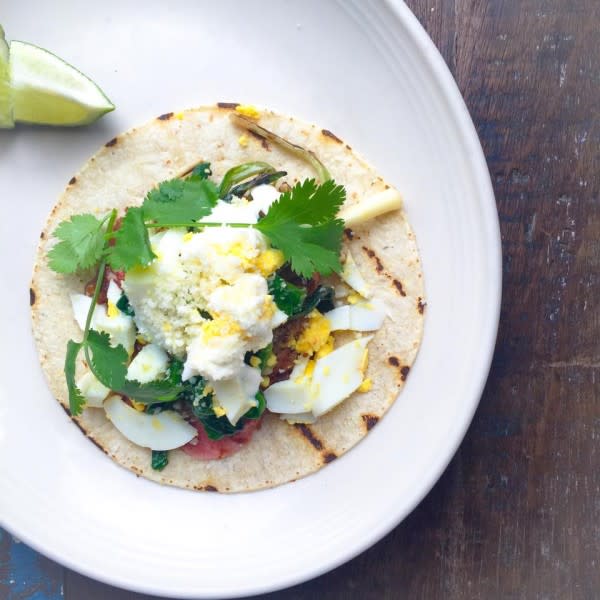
[0, 1, 500, 597]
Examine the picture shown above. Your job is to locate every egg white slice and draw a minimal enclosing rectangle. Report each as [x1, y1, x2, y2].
[71, 293, 104, 331]
[212, 364, 262, 425]
[106, 280, 122, 306]
[70, 293, 136, 355]
[324, 305, 351, 330]
[264, 357, 310, 415]
[325, 301, 386, 332]
[94, 310, 136, 356]
[265, 379, 311, 414]
[123, 261, 158, 301]
[289, 357, 310, 379]
[340, 251, 372, 298]
[126, 344, 169, 384]
[104, 395, 197, 451]
[310, 336, 373, 417]
[77, 370, 110, 408]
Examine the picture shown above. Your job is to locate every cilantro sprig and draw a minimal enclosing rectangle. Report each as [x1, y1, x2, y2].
[59, 212, 183, 415]
[143, 178, 345, 277]
[49, 169, 344, 280]
[48, 214, 108, 273]
[65, 317, 184, 416]
[49, 162, 346, 415]
[255, 179, 345, 277]
[85, 331, 183, 403]
[143, 178, 219, 225]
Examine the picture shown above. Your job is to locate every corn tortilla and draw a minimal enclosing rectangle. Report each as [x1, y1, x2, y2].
[30, 105, 425, 492]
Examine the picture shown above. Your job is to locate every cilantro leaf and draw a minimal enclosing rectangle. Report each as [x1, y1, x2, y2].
[255, 180, 345, 277]
[47, 241, 81, 274]
[48, 214, 105, 274]
[260, 220, 344, 277]
[268, 274, 306, 316]
[143, 178, 218, 225]
[86, 330, 128, 390]
[151, 450, 169, 471]
[65, 340, 85, 415]
[258, 179, 345, 228]
[108, 207, 155, 271]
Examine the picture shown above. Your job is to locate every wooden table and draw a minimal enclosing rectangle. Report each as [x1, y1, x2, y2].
[2, 1, 598, 598]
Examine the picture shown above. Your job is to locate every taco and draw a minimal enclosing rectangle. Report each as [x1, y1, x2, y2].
[30, 104, 425, 492]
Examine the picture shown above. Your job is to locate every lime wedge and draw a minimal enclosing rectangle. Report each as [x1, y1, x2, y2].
[0, 26, 13, 128]
[9, 40, 114, 126]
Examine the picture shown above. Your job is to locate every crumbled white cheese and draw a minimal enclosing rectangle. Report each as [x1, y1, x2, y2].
[208, 274, 271, 332]
[124, 215, 287, 382]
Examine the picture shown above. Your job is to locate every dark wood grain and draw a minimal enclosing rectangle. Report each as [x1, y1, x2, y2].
[5, 2, 599, 598]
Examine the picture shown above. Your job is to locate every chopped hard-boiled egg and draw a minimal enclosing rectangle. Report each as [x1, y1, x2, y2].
[340, 251, 371, 298]
[316, 335, 335, 359]
[106, 280, 122, 310]
[310, 336, 372, 417]
[323, 306, 350, 330]
[104, 395, 197, 450]
[198, 185, 279, 226]
[250, 184, 281, 205]
[106, 301, 119, 318]
[71, 293, 103, 331]
[235, 104, 261, 119]
[126, 344, 169, 384]
[291, 310, 331, 355]
[339, 188, 403, 227]
[265, 379, 310, 414]
[324, 300, 386, 332]
[256, 248, 285, 277]
[124, 214, 287, 383]
[70, 288, 136, 355]
[357, 378, 373, 392]
[76, 370, 110, 408]
[211, 364, 262, 425]
[264, 358, 310, 414]
[265, 336, 373, 420]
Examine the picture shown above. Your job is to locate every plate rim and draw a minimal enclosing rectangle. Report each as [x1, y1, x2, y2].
[0, 1, 501, 597]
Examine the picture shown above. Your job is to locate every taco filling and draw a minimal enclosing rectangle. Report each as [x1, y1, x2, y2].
[31, 105, 424, 492]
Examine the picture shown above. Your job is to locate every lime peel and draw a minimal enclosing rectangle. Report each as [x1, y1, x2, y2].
[0, 25, 13, 128]
[0, 25, 114, 128]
